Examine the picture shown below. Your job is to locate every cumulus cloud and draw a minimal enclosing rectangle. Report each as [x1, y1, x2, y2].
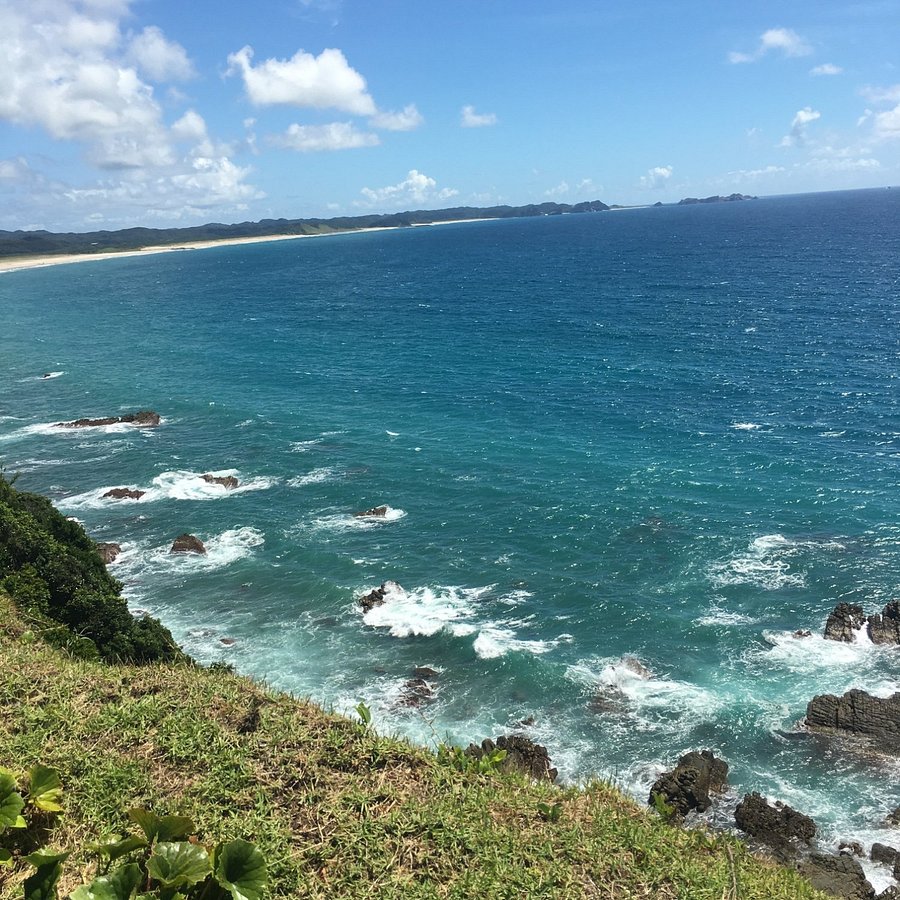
[729, 28, 812, 64]
[810, 63, 842, 76]
[461, 105, 498, 127]
[780, 106, 821, 147]
[544, 178, 597, 198]
[639, 165, 673, 189]
[369, 104, 424, 131]
[358, 169, 459, 207]
[127, 25, 194, 81]
[857, 85, 900, 140]
[271, 122, 379, 152]
[861, 84, 900, 104]
[226, 45, 376, 114]
[727, 164, 786, 180]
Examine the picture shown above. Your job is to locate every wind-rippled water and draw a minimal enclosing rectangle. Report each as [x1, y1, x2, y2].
[2, 188, 899, 884]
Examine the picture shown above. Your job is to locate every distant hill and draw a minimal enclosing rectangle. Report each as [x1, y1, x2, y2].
[677, 194, 756, 205]
[0, 200, 611, 258]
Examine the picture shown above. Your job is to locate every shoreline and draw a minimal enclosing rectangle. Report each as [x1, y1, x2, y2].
[0, 217, 498, 275]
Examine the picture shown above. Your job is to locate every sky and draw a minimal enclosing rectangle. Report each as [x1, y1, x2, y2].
[1, 0, 899, 232]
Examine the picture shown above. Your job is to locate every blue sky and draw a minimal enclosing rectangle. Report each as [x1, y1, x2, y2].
[1, 0, 898, 231]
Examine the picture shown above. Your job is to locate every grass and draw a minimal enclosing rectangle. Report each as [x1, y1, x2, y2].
[0, 593, 828, 899]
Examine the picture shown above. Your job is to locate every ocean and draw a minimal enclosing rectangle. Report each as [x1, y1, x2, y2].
[2, 188, 899, 883]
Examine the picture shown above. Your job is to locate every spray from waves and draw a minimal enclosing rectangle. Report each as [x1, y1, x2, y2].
[305, 506, 407, 531]
[361, 583, 484, 637]
[19, 371, 65, 381]
[472, 624, 572, 659]
[730, 422, 765, 431]
[0, 419, 165, 442]
[61, 470, 277, 509]
[119, 527, 265, 575]
[290, 439, 323, 452]
[696, 607, 759, 627]
[287, 467, 340, 487]
[708, 534, 807, 590]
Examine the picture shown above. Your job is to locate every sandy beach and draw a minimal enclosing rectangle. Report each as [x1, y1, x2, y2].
[0, 218, 499, 275]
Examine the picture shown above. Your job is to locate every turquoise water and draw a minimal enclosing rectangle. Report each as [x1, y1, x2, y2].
[2, 189, 899, 877]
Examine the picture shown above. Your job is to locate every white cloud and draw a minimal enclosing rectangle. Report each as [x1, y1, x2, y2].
[271, 122, 379, 152]
[545, 181, 569, 197]
[727, 164, 786, 180]
[171, 109, 208, 143]
[226, 45, 376, 115]
[780, 106, 821, 147]
[639, 165, 673, 189]
[358, 169, 459, 208]
[369, 104, 424, 131]
[810, 63, 843, 76]
[729, 28, 813, 64]
[872, 104, 900, 139]
[127, 25, 194, 81]
[860, 84, 900, 104]
[461, 105, 498, 128]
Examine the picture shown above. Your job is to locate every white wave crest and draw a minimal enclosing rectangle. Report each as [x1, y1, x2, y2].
[362, 583, 484, 637]
[310, 507, 407, 531]
[290, 439, 322, 452]
[473, 625, 564, 659]
[708, 534, 806, 590]
[144, 527, 264, 572]
[288, 467, 338, 487]
[731, 422, 763, 431]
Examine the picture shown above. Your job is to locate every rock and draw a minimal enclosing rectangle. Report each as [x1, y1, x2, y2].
[648, 750, 729, 817]
[56, 410, 161, 428]
[825, 604, 867, 642]
[354, 505, 389, 518]
[870, 843, 898, 866]
[806, 689, 900, 753]
[588, 687, 629, 714]
[170, 533, 207, 555]
[840, 841, 865, 858]
[95, 542, 121, 564]
[466, 735, 557, 782]
[868, 602, 900, 645]
[102, 487, 146, 500]
[413, 666, 439, 679]
[796, 852, 874, 900]
[358, 581, 402, 613]
[794, 629, 813, 638]
[876, 887, 900, 900]
[887, 806, 900, 827]
[201, 473, 239, 489]
[398, 677, 434, 708]
[621, 655, 653, 679]
[219, 637, 236, 646]
[734, 792, 816, 860]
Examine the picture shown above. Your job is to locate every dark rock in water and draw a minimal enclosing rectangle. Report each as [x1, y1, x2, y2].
[840, 841, 865, 858]
[870, 843, 898, 866]
[354, 504, 389, 518]
[413, 666, 439, 679]
[219, 637, 236, 646]
[358, 580, 402, 613]
[466, 735, 557, 782]
[588, 687, 629, 714]
[648, 750, 729, 817]
[41, 373, 53, 379]
[103, 487, 146, 500]
[876, 887, 900, 900]
[398, 677, 434, 708]
[171, 533, 207, 555]
[95, 542, 122, 564]
[868, 602, 900, 646]
[734, 792, 816, 860]
[825, 604, 867, 642]
[57, 410, 161, 428]
[201, 473, 239, 489]
[806, 689, 900, 753]
[796, 852, 874, 900]
[887, 806, 900, 827]
[794, 629, 812, 638]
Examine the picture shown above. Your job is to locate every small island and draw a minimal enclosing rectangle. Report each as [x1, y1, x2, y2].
[678, 193, 757, 204]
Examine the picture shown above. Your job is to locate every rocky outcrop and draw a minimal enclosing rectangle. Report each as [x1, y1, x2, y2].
[734, 792, 816, 860]
[867, 602, 900, 646]
[825, 604, 867, 642]
[870, 843, 898, 867]
[354, 505, 388, 518]
[95, 542, 121, 564]
[201, 474, 239, 489]
[170, 533, 206, 555]
[102, 487, 146, 500]
[56, 410, 161, 428]
[796, 852, 874, 900]
[358, 581, 402, 613]
[648, 750, 729, 817]
[398, 677, 434, 708]
[466, 735, 558, 782]
[806, 689, 900, 753]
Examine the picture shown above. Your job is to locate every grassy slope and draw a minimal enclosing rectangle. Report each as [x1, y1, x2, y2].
[0, 595, 826, 899]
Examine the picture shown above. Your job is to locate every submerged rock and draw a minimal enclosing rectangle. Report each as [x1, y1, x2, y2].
[95, 542, 121, 564]
[796, 852, 874, 900]
[806, 689, 900, 753]
[57, 410, 161, 428]
[466, 735, 557, 782]
[102, 487, 145, 500]
[398, 677, 434, 708]
[734, 792, 816, 861]
[648, 750, 729, 817]
[170, 533, 207, 555]
[201, 473, 239, 489]
[867, 602, 900, 646]
[358, 581, 402, 613]
[825, 604, 867, 642]
[354, 505, 389, 518]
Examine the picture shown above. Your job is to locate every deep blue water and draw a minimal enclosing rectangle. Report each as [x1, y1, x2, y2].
[2, 188, 899, 881]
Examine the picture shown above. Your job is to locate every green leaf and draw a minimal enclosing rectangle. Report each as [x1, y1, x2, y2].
[0, 847, 13, 867]
[0, 771, 25, 829]
[24, 859, 63, 900]
[128, 809, 194, 844]
[71, 862, 142, 900]
[24, 850, 70, 868]
[214, 840, 267, 900]
[28, 765, 64, 813]
[147, 842, 211, 889]
[87, 835, 148, 862]
[355, 701, 372, 727]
